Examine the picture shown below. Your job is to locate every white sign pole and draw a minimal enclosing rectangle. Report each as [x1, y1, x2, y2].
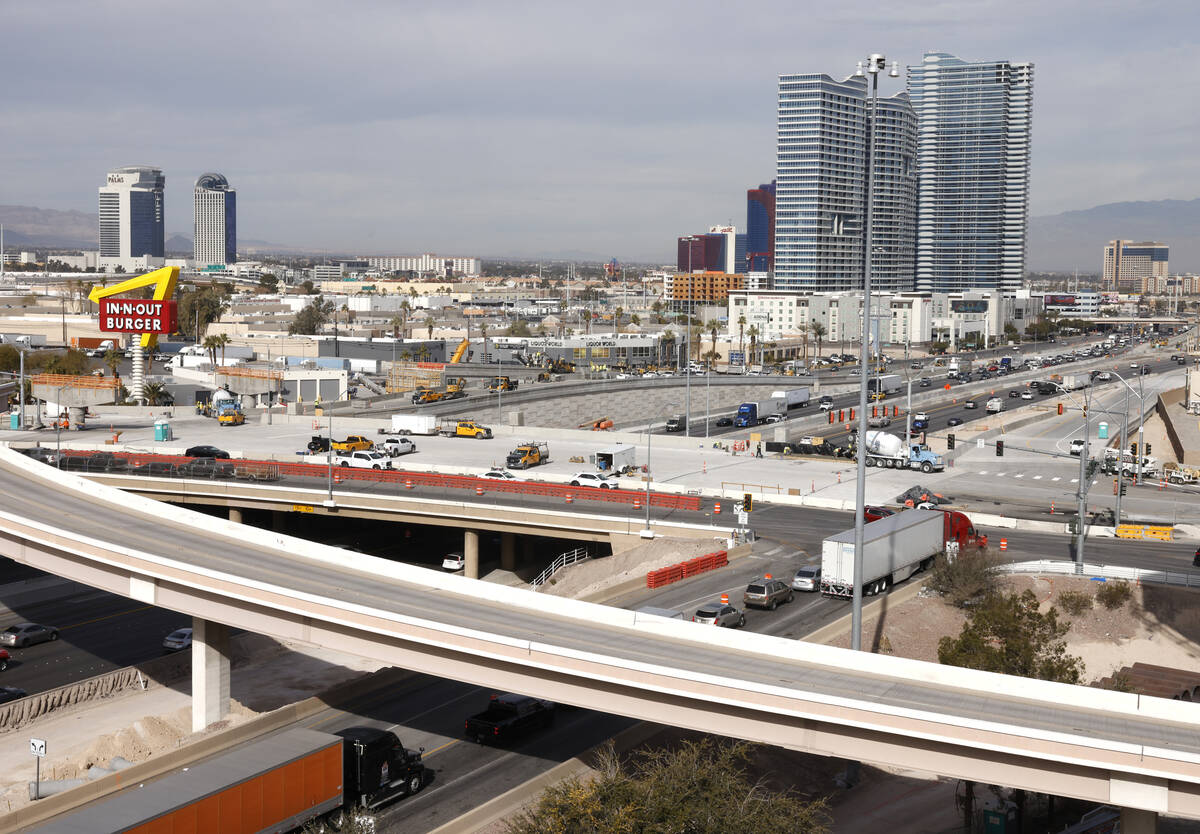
[30, 737, 46, 800]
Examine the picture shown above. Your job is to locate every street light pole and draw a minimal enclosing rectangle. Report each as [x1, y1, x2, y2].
[325, 412, 335, 506]
[1115, 385, 1129, 525]
[643, 402, 677, 537]
[851, 54, 898, 653]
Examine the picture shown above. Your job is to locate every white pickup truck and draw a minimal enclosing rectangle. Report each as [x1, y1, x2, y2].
[379, 437, 417, 456]
[337, 451, 394, 470]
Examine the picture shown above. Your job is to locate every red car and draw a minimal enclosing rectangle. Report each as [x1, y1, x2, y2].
[0, 649, 9, 671]
[864, 506, 895, 523]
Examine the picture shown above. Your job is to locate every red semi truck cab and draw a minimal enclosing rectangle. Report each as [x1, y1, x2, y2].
[944, 509, 987, 550]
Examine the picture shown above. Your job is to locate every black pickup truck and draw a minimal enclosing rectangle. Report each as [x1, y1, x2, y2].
[464, 693, 555, 744]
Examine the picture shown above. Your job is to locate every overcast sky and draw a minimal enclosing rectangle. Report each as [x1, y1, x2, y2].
[2, 0, 1197, 261]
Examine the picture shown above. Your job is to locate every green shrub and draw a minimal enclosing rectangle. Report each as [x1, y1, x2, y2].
[926, 547, 1001, 608]
[1096, 581, 1133, 610]
[1057, 590, 1093, 616]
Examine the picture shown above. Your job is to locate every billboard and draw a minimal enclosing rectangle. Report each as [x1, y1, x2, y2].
[950, 299, 988, 314]
[99, 298, 178, 334]
[1043, 294, 1077, 307]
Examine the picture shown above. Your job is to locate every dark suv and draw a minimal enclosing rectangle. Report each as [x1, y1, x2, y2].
[743, 577, 794, 610]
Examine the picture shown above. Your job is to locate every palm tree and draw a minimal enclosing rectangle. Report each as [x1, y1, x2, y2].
[425, 317, 434, 340]
[737, 315, 746, 356]
[629, 313, 640, 327]
[203, 335, 222, 367]
[708, 320, 719, 363]
[103, 348, 122, 379]
[613, 306, 624, 332]
[808, 321, 827, 357]
[389, 314, 404, 339]
[746, 325, 759, 367]
[141, 381, 173, 406]
[399, 299, 411, 336]
[215, 333, 231, 366]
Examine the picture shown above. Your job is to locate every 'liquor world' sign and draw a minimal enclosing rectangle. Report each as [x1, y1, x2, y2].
[99, 298, 178, 334]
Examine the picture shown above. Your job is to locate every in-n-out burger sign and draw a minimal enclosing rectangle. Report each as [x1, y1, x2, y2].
[99, 297, 178, 333]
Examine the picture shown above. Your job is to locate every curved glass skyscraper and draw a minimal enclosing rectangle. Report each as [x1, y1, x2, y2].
[908, 52, 1034, 293]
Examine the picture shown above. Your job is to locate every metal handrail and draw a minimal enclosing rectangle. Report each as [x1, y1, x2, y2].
[531, 546, 591, 588]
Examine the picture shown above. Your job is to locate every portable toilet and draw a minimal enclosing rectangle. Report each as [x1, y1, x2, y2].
[1098, 421, 1109, 440]
[154, 419, 173, 442]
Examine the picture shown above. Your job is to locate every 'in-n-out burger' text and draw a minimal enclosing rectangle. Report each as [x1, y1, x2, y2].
[99, 298, 178, 334]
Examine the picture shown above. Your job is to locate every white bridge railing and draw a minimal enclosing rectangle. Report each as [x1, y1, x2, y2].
[531, 546, 591, 589]
[996, 559, 1200, 589]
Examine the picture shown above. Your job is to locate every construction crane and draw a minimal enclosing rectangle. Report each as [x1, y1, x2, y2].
[450, 339, 470, 364]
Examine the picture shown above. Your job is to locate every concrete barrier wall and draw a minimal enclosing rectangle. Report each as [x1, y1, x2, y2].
[1156, 388, 1187, 465]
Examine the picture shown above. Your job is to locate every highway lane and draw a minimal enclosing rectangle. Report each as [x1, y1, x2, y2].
[0, 583, 185, 694]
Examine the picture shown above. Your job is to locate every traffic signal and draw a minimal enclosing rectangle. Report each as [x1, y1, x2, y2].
[1131, 442, 1138, 455]
[1120, 483, 1128, 497]
[1057, 402, 1064, 415]
[996, 440, 1004, 457]
[1145, 443, 1152, 455]
[743, 493, 753, 513]
[947, 434, 956, 450]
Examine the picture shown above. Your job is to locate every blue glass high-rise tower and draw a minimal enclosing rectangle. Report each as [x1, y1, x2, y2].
[774, 74, 916, 293]
[908, 52, 1034, 293]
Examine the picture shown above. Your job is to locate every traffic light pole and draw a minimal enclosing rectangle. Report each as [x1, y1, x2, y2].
[1115, 385, 1129, 526]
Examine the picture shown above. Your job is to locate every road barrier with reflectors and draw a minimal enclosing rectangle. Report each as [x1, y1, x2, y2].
[1114, 524, 1176, 541]
[646, 550, 729, 589]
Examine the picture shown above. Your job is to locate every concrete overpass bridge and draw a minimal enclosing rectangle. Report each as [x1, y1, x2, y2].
[82, 463, 729, 576]
[0, 448, 1195, 830]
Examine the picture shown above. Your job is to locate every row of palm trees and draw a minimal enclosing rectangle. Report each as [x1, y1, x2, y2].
[734, 315, 827, 367]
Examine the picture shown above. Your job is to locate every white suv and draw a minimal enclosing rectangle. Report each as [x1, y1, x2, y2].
[569, 472, 614, 489]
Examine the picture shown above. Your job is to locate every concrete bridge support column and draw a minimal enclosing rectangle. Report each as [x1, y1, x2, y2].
[501, 532, 516, 571]
[229, 507, 243, 524]
[464, 530, 480, 579]
[191, 618, 231, 732]
[1120, 808, 1157, 833]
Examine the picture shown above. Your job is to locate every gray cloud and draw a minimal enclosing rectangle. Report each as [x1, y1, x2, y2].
[3, 0, 1198, 260]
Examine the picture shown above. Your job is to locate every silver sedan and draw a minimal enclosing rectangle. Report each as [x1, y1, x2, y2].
[0, 622, 59, 648]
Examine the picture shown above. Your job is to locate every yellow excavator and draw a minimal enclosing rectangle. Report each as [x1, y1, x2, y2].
[450, 339, 470, 363]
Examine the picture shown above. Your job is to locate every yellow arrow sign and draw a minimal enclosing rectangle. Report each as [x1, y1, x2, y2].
[87, 266, 180, 350]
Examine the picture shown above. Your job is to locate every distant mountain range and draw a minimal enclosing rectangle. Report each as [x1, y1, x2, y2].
[4, 198, 1198, 272]
[0, 205, 297, 256]
[1028, 199, 1200, 273]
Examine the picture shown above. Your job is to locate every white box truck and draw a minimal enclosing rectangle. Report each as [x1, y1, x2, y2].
[820, 509, 948, 597]
[382, 414, 440, 436]
[770, 388, 811, 409]
[595, 444, 637, 472]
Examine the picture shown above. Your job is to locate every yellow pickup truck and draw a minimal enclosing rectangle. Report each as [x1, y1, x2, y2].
[330, 435, 374, 452]
[438, 420, 493, 440]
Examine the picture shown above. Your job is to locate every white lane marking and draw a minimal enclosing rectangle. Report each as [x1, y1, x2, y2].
[1051, 477, 1061, 482]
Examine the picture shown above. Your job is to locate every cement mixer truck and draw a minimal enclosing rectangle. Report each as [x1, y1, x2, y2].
[862, 430, 944, 473]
